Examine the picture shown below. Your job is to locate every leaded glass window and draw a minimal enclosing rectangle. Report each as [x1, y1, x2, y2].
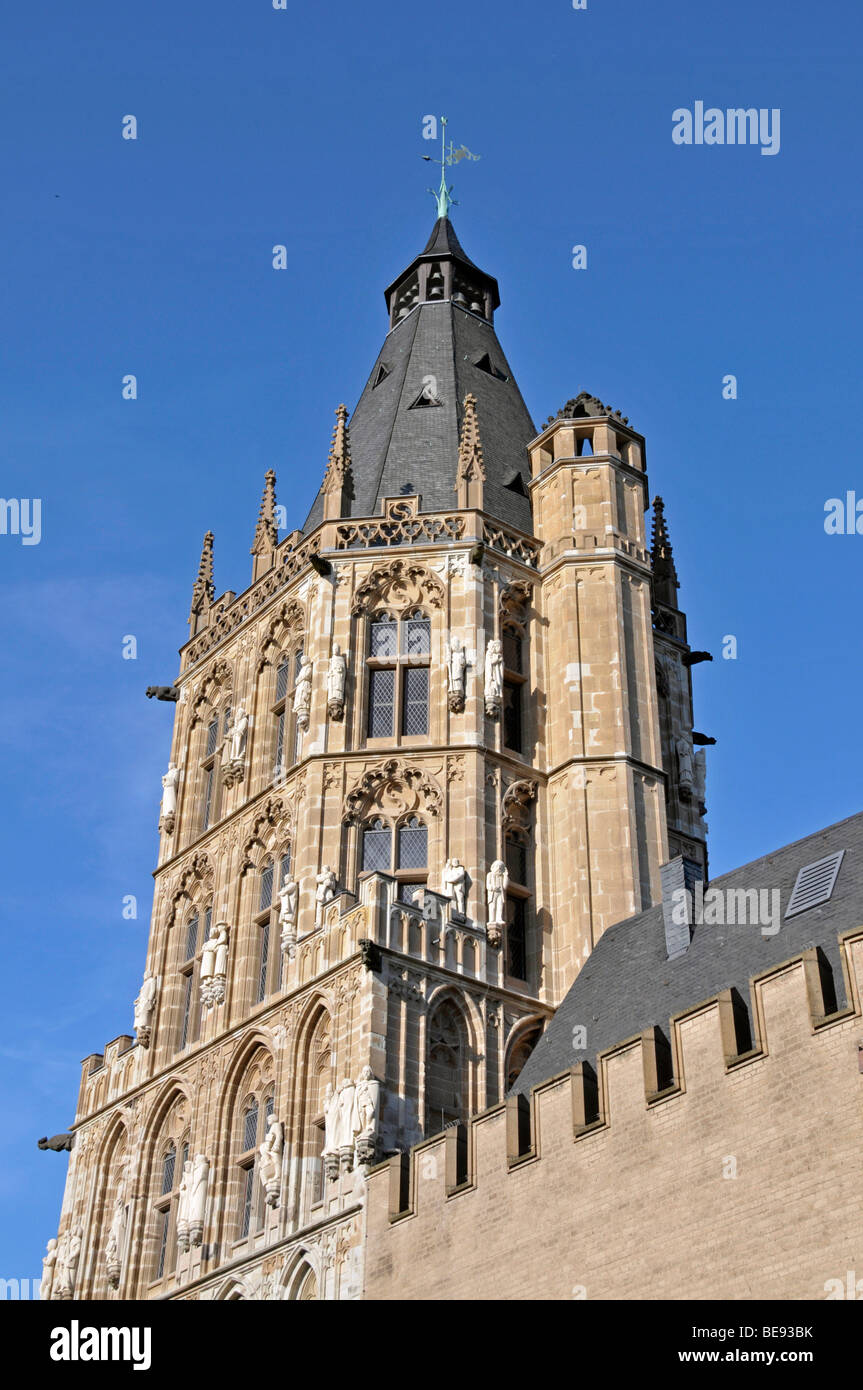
[185, 915, 199, 963]
[205, 716, 220, 757]
[161, 1145, 176, 1196]
[370, 613, 397, 658]
[240, 1166, 255, 1240]
[507, 896, 527, 979]
[404, 611, 431, 656]
[243, 1103, 259, 1154]
[398, 816, 427, 870]
[275, 660, 290, 703]
[368, 668, 395, 738]
[505, 837, 528, 885]
[402, 666, 429, 736]
[362, 818, 392, 873]
[256, 921, 270, 1004]
[259, 862, 274, 912]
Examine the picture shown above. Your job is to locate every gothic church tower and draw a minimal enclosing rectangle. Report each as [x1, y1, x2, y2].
[44, 213, 707, 1302]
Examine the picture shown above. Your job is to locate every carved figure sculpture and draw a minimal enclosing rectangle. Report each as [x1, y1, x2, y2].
[484, 639, 503, 718]
[133, 971, 158, 1046]
[485, 860, 509, 948]
[258, 1115, 284, 1208]
[447, 636, 467, 712]
[187, 1154, 210, 1247]
[278, 874, 299, 957]
[442, 858, 468, 917]
[160, 762, 180, 831]
[327, 644, 347, 719]
[41, 1238, 58, 1301]
[293, 656, 313, 731]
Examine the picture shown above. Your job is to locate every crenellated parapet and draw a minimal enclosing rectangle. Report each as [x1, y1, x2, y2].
[365, 927, 863, 1301]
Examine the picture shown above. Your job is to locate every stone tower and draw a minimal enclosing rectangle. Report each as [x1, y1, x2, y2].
[43, 214, 707, 1303]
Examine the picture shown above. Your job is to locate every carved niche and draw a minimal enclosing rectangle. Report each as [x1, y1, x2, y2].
[502, 779, 537, 834]
[342, 758, 443, 826]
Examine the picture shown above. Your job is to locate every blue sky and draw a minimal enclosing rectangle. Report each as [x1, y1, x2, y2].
[1, 0, 861, 1279]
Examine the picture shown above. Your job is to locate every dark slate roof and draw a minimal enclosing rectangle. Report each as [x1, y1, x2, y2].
[303, 299, 535, 534]
[303, 218, 535, 536]
[512, 810, 863, 1096]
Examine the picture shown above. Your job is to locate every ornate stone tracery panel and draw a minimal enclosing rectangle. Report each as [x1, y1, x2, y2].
[349, 559, 445, 616]
[342, 759, 444, 825]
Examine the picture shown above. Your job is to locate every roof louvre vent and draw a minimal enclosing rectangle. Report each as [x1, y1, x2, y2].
[784, 850, 845, 919]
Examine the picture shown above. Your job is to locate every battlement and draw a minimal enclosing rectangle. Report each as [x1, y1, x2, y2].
[364, 928, 863, 1301]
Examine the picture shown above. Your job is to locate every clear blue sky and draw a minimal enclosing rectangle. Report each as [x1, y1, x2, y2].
[2, 0, 861, 1281]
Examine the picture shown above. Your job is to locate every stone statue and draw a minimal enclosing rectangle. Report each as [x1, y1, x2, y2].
[353, 1066, 381, 1165]
[258, 1115, 284, 1208]
[56, 1226, 82, 1298]
[160, 762, 180, 832]
[187, 1154, 210, 1246]
[200, 923, 229, 1007]
[278, 874, 299, 957]
[447, 636, 467, 713]
[293, 655, 313, 731]
[484, 639, 503, 718]
[323, 1082, 340, 1181]
[327, 643, 347, 719]
[315, 865, 337, 926]
[442, 858, 468, 917]
[133, 971, 158, 1047]
[105, 1197, 126, 1288]
[486, 860, 509, 949]
[694, 749, 707, 813]
[676, 736, 694, 793]
[41, 1238, 58, 1301]
[227, 703, 249, 763]
[336, 1078, 357, 1169]
[176, 1159, 193, 1252]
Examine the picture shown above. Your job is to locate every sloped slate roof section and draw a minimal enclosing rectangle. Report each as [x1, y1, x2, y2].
[511, 810, 863, 1097]
[303, 300, 536, 534]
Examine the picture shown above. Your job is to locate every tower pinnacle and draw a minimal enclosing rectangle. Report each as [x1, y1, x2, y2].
[251, 470, 278, 580]
[651, 496, 679, 610]
[189, 530, 214, 633]
[321, 404, 353, 520]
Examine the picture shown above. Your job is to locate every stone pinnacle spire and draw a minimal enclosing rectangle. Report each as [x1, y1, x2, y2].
[251, 470, 278, 581]
[322, 404, 353, 521]
[456, 393, 486, 509]
[651, 496, 679, 609]
[189, 530, 215, 633]
[251, 470, 278, 555]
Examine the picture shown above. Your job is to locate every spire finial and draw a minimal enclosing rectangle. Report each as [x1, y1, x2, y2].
[189, 530, 215, 630]
[322, 404, 353, 520]
[251, 469, 278, 556]
[423, 116, 481, 220]
[651, 496, 680, 608]
[456, 393, 486, 509]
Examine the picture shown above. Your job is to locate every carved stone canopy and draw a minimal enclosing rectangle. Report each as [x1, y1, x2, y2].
[343, 759, 443, 825]
[170, 853, 215, 923]
[500, 579, 533, 622]
[350, 559, 445, 616]
[241, 798, 293, 874]
[258, 599, 306, 670]
[502, 779, 537, 834]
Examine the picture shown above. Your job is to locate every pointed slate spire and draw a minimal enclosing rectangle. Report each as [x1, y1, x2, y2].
[651, 496, 679, 609]
[251, 470, 278, 580]
[321, 404, 353, 521]
[456, 393, 486, 509]
[189, 530, 215, 633]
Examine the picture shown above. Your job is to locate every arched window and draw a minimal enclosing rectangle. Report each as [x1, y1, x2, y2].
[505, 831, 530, 982]
[237, 1090, 274, 1241]
[254, 850, 292, 1003]
[178, 905, 212, 1051]
[272, 646, 304, 783]
[426, 998, 468, 1132]
[297, 1012, 331, 1216]
[506, 1023, 543, 1090]
[149, 1105, 190, 1284]
[502, 622, 527, 755]
[200, 702, 232, 831]
[366, 609, 430, 741]
[360, 815, 428, 902]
